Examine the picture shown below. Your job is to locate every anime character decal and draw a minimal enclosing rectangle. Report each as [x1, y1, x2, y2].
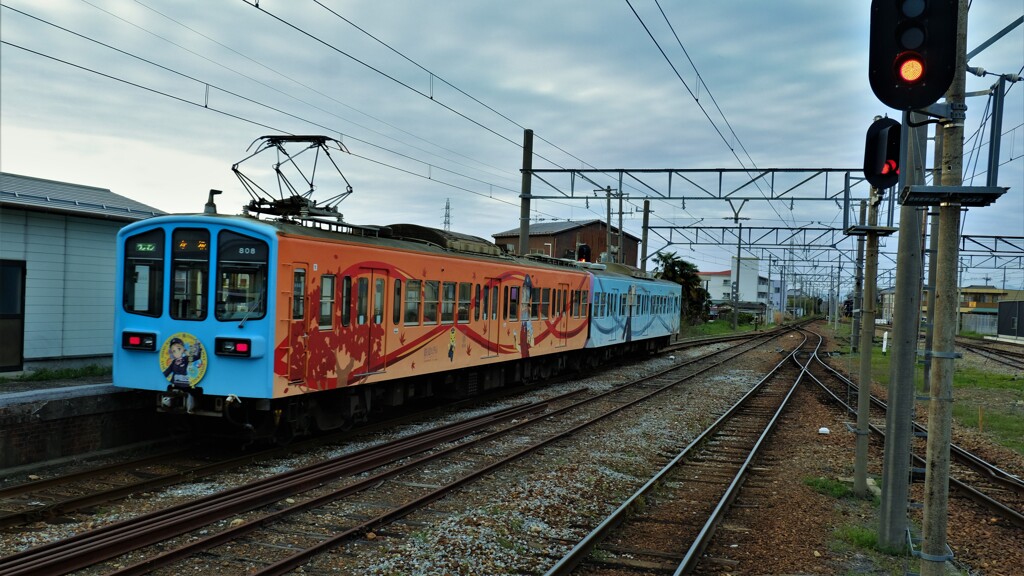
[448, 327, 457, 362]
[519, 274, 534, 358]
[159, 333, 207, 388]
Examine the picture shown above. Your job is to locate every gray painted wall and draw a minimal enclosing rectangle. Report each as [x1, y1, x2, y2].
[1, 208, 121, 365]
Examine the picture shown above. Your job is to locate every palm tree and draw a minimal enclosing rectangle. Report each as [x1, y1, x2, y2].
[653, 252, 710, 326]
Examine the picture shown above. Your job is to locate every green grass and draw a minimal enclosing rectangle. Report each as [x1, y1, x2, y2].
[804, 476, 852, 498]
[680, 319, 757, 338]
[0, 364, 111, 383]
[835, 524, 878, 549]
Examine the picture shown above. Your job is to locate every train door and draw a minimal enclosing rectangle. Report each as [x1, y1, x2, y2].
[557, 282, 569, 347]
[482, 278, 500, 358]
[285, 263, 309, 383]
[355, 268, 388, 376]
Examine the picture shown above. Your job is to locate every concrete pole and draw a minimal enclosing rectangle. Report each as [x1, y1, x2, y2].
[879, 110, 927, 549]
[921, 2, 968, 573]
[855, 189, 881, 496]
[851, 201, 867, 352]
[518, 129, 534, 257]
[923, 127, 944, 392]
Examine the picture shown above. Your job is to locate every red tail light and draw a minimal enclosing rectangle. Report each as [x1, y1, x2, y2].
[215, 337, 252, 358]
[122, 332, 157, 351]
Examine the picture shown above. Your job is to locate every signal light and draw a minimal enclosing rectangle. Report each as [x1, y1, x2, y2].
[868, 0, 957, 111]
[863, 117, 902, 190]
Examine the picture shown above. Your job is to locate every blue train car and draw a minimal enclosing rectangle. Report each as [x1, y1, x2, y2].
[586, 264, 681, 356]
[115, 214, 278, 417]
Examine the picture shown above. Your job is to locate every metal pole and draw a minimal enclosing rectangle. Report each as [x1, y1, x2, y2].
[641, 200, 650, 272]
[605, 187, 612, 263]
[518, 129, 534, 257]
[855, 189, 881, 496]
[732, 222, 742, 330]
[851, 201, 866, 352]
[921, 3, 968, 573]
[879, 110, 926, 549]
[617, 191, 624, 264]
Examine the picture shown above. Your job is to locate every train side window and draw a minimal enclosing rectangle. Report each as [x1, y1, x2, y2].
[441, 281, 456, 324]
[507, 286, 519, 321]
[356, 277, 368, 325]
[341, 276, 352, 326]
[481, 285, 489, 320]
[373, 278, 385, 325]
[530, 287, 540, 320]
[491, 286, 499, 320]
[423, 281, 439, 325]
[458, 282, 472, 323]
[583, 290, 589, 318]
[541, 288, 550, 320]
[124, 229, 164, 317]
[171, 228, 210, 321]
[570, 290, 578, 318]
[473, 284, 481, 322]
[319, 275, 335, 328]
[393, 279, 402, 325]
[405, 280, 421, 325]
[293, 269, 305, 319]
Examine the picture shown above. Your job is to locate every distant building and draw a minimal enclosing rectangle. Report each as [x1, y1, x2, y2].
[699, 259, 768, 321]
[0, 172, 163, 372]
[491, 220, 640, 266]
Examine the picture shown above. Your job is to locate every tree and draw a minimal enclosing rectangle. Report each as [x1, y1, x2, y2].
[653, 252, 710, 325]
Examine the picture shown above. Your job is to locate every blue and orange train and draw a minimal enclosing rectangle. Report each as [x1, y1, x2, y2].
[114, 210, 681, 438]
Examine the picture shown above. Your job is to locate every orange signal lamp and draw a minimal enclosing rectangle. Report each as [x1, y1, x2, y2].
[897, 54, 925, 83]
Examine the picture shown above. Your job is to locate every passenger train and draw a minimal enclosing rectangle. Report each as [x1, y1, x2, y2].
[114, 204, 682, 439]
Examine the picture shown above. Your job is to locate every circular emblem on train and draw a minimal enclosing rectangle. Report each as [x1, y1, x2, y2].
[159, 332, 207, 388]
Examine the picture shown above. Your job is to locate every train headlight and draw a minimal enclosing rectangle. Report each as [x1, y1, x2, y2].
[215, 337, 252, 357]
[122, 332, 157, 351]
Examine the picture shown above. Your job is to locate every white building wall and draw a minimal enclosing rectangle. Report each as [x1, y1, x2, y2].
[731, 257, 761, 302]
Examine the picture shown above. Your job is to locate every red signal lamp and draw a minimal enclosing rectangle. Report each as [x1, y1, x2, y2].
[881, 159, 898, 176]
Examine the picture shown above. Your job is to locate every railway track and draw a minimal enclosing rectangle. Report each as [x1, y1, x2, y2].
[543, 332, 813, 575]
[955, 338, 1024, 371]
[0, 329, 792, 576]
[803, 334, 1024, 529]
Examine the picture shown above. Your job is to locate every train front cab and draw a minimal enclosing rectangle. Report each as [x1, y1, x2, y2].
[114, 215, 277, 434]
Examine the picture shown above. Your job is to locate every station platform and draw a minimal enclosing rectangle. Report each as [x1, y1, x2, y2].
[0, 380, 164, 470]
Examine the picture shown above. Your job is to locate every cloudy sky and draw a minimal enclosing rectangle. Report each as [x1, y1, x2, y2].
[2, 1, 1022, 290]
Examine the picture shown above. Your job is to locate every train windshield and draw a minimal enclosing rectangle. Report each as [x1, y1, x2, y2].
[170, 229, 210, 321]
[123, 229, 164, 317]
[215, 230, 268, 321]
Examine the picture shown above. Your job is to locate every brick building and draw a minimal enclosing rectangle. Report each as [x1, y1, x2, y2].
[491, 220, 640, 265]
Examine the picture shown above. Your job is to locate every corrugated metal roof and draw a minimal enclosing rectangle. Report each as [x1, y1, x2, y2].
[492, 219, 639, 241]
[0, 172, 164, 221]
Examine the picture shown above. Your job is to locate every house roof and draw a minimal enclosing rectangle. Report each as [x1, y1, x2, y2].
[1, 172, 164, 222]
[492, 219, 640, 241]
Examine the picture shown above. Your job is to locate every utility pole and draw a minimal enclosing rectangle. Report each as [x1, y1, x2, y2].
[855, 188, 881, 496]
[605, 187, 612, 264]
[641, 200, 650, 273]
[518, 129, 533, 257]
[733, 222, 742, 330]
[921, 2, 968, 573]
